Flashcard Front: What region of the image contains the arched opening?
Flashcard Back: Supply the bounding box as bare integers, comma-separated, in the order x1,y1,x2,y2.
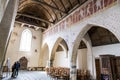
19,56,28,70
72,25,120,79
88,26,119,80
50,37,69,67
87,26,119,47
40,43,49,67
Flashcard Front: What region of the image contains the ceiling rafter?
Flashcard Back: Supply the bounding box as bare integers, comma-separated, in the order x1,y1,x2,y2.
51,0,63,18
81,0,88,4
68,4,79,13
60,0,67,12
68,0,73,8
68,0,88,13
38,3,54,22
15,20,47,30
107,29,113,42
19,2,55,23
18,0,89,30
77,0,80,4
32,0,67,14
54,0,88,24
17,12,54,24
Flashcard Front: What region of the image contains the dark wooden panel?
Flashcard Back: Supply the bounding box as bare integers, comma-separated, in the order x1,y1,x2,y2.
95,58,101,80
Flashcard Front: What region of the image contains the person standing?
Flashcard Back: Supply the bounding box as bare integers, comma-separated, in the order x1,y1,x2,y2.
15,61,20,76
11,61,20,78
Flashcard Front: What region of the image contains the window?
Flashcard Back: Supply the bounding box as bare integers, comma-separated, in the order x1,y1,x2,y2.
19,29,32,51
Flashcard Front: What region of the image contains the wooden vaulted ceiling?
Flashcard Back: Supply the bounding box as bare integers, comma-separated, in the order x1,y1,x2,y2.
16,0,87,31
79,27,119,49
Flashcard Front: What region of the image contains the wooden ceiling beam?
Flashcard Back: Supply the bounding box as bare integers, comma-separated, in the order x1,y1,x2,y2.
60,0,67,12
55,0,88,24
38,4,54,22
51,0,59,21
15,20,47,30
68,0,88,14
51,0,62,18
32,0,67,14
77,0,80,4
68,4,79,13
17,13,54,24
68,0,73,8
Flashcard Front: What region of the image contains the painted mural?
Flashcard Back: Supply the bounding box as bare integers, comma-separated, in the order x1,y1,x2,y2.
43,0,117,37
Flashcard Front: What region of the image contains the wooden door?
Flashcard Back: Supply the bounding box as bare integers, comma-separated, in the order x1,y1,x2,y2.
115,57,120,79
95,58,101,80
19,56,28,70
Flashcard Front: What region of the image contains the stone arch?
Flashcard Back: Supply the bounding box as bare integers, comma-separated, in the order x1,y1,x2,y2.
59,39,69,58
70,24,120,79
71,24,120,65
40,43,49,67
50,37,69,66
19,56,28,70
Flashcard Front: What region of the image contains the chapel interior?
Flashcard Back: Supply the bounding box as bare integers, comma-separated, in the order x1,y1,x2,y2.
0,0,120,80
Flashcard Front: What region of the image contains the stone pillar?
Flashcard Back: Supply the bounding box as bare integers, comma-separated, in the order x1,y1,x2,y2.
0,0,19,77
70,64,77,80
0,0,9,23
47,60,54,67
49,60,54,67
69,41,78,80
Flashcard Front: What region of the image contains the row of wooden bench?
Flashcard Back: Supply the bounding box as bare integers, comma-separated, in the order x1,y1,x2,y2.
45,67,91,80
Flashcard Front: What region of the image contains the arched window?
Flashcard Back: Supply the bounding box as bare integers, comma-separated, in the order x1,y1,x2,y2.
19,29,32,51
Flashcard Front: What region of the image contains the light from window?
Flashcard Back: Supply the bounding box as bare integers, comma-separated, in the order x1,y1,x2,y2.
19,29,32,51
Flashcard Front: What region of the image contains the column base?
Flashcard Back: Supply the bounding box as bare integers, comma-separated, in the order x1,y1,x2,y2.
0,70,5,79
0,74,5,79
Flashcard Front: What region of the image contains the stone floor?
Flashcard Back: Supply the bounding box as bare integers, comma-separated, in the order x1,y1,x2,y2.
2,71,51,80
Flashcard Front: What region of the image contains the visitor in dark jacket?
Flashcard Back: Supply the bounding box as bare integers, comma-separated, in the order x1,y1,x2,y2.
11,61,20,78
15,61,20,76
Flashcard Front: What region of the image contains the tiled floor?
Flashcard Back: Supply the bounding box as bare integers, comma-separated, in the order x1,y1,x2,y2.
2,71,51,80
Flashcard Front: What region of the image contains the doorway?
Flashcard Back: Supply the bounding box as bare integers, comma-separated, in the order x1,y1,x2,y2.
95,58,101,80
19,56,28,70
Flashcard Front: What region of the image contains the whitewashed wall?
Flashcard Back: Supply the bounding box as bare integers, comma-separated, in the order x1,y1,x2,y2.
42,48,49,67
4,22,42,68
93,43,120,57
53,51,69,67
77,49,87,69
76,43,120,68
